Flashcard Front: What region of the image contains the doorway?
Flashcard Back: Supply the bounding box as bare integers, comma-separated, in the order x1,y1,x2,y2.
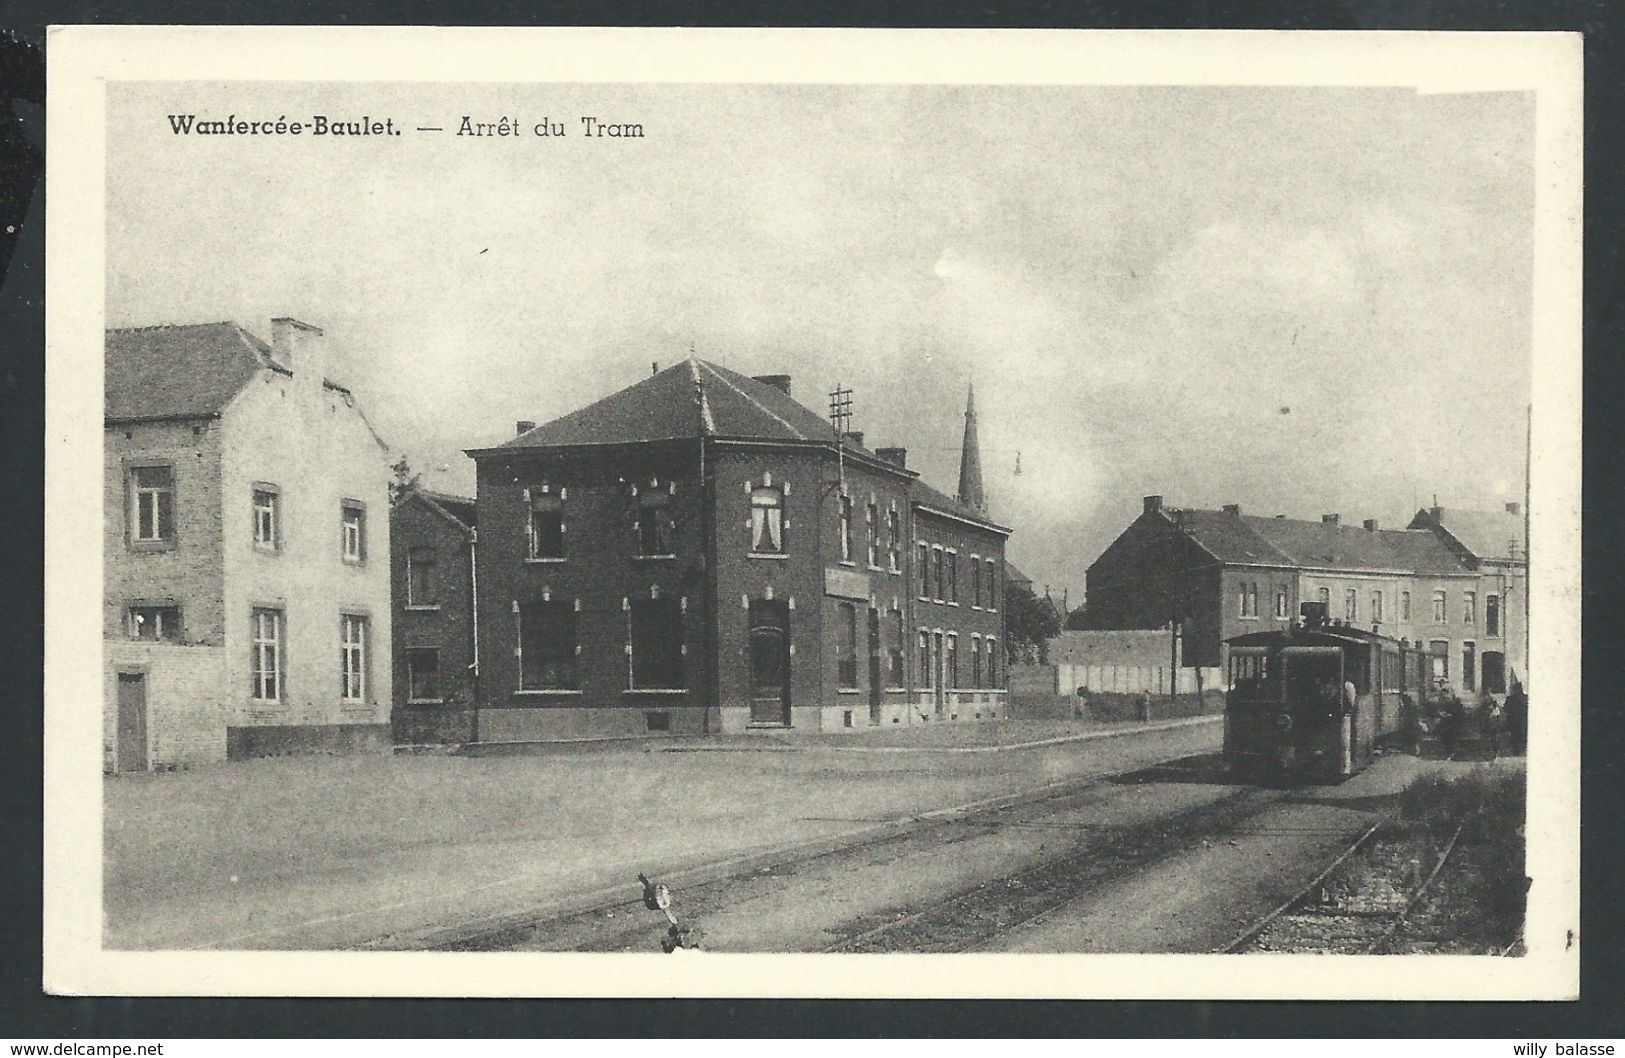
116,671,148,772
748,599,791,725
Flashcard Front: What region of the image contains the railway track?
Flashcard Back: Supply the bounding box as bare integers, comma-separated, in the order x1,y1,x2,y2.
365,752,1239,953
1219,814,1477,955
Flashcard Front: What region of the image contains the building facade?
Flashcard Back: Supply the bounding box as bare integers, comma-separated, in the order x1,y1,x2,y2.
464,360,1010,741
390,489,478,745
104,319,393,770
1084,496,1504,698
1407,504,1528,696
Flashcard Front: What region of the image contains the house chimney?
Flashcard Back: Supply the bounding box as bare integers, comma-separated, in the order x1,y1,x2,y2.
752,374,792,397
1222,503,1241,516
843,430,864,449
1322,513,1340,525
1275,514,1286,519
1363,518,1379,532
1505,501,1520,515
516,420,536,436
1143,495,1163,515
270,317,325,384
876,446,908,468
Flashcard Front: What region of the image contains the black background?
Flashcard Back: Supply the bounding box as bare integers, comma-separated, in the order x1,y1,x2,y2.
1,0,1619,1039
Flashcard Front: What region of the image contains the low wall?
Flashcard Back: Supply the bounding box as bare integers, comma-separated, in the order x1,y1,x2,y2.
1008,689,1225,723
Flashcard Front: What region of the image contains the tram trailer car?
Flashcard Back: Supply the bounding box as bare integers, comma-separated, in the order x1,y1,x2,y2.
1223,602,1428,783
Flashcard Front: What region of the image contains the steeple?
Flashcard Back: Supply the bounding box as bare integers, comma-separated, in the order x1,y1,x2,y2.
957,382,986,513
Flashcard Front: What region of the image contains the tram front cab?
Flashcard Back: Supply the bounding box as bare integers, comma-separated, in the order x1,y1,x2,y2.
1224,641,1355,783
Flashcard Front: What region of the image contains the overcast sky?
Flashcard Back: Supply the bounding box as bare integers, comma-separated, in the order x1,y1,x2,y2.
106,82,1534,602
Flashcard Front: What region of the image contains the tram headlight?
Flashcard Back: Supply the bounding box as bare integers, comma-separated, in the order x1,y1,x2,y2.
1274,713,1293,733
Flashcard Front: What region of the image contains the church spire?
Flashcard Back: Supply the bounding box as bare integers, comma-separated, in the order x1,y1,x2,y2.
957,382,986,513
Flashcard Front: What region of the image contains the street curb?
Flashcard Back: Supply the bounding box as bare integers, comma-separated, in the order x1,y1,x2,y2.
822,714,1222,754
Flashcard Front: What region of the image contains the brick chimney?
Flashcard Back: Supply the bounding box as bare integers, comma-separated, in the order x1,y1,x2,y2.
752,374,792,397
1222,503,1241,516
516,420,536,436
1144,495,1163,515
271,317,326,386
876,446,907,468
1322,513,1340,525
1363,518,1379,532
843,430,864,449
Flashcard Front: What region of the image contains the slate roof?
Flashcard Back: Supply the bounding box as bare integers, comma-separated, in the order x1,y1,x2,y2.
1164,506,1468,576
1409,507,1526,562
106,320,353,422
105,322,270,421
415,489,477,532
492,357,1009,533
497,359,835,449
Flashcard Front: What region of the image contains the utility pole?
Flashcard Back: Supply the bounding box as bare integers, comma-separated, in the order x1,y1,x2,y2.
828,383,853,492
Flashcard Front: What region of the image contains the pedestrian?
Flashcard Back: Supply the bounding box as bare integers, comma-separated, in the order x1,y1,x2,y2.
1137,690,1152,723
1075,686,1091,721
1504,680,1529,753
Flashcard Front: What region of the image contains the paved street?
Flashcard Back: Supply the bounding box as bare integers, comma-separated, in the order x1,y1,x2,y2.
104,718,1222,950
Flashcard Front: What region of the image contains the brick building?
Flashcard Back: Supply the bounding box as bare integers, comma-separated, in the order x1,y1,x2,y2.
390,488,478,745
463,360,1010,740
1407,504,1528,696
104,319,393,770
1083,496,1508,697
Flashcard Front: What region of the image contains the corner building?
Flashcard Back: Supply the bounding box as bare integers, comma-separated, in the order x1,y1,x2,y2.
465,360,1010,740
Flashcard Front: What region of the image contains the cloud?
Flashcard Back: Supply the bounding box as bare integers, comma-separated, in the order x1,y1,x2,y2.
1155,220,1363,311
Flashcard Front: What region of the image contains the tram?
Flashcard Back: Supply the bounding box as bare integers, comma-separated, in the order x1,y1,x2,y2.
1223,602,1429,783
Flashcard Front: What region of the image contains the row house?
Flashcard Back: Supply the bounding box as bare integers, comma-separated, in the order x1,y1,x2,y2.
1084,496,1518,698
104,319,393,770
453,359,1010,741
390,488,478,745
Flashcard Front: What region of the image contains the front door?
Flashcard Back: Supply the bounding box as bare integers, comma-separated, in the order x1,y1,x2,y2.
748,600,791,725
867,608,882,724
116,672,148,772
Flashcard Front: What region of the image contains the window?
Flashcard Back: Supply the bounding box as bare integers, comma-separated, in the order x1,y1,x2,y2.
1463,591,1477,625
406,547,437,606
919,630,932,687
527,491,564,560
1462,642,1476,691
867,502,880,567
1318,587,1330,608
971,635,983,687
1433,590,1448,623
251,608,282,701
1273,588,1288,619
1239,582,1258,618
341,501,366,563
630,598,684,689
253,487,280,549
128,604,181,641
986,636,997,687
888,609,905,685
1371,590,1383,624
341,614,368,702
946,634,958,689
917,541,931,599
887,510,900,572
986,560,999,610
750,486,785,554
405,648,440,701
949,552,959,604
129,464,175,544
837,603,858,688
1401,591,1412,622
1486,594,1501,637
933,549,945,601
972,561,982,608
519,600,578,690
1429,639,1450,680
839,495,854,562
1341,588,1357,623
639,490,674,556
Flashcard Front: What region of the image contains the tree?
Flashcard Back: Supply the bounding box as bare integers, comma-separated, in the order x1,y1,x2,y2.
1005,582,1062,665
389,455,422,505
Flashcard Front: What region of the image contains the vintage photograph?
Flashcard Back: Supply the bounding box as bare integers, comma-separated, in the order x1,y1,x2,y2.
46,28,1581,998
